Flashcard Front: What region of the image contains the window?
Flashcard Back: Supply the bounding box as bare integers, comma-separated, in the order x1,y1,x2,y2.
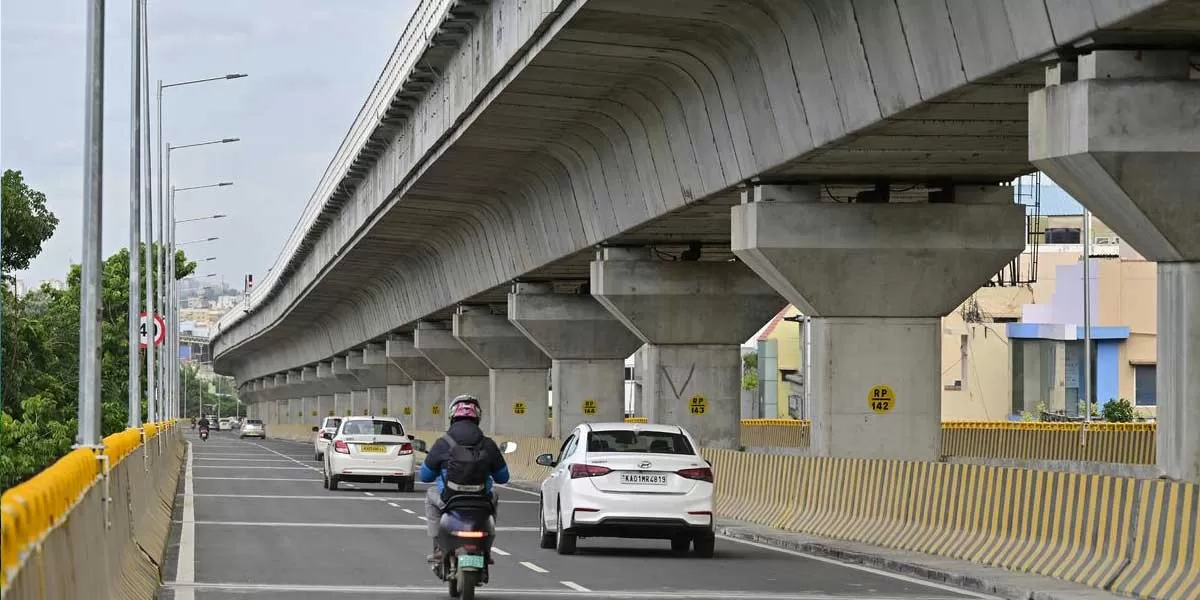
556,434,577,464
586,430,696,455
341,419,404,436
1135,365,1156,406
245,419,263,425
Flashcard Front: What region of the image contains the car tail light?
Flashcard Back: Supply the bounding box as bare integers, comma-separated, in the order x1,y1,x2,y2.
569,464,612,479
333,440,350,454
677,467,713,483
398,442,413,455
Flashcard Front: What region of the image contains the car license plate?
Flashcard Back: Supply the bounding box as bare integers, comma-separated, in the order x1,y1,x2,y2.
359,444,387,453
458,554,485,569
621,473,668,486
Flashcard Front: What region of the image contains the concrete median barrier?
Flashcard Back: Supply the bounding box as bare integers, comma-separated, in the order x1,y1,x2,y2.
941,421,1157,465
1,421,184,600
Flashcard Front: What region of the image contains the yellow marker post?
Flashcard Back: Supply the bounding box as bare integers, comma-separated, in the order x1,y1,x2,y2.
513,401,527,415
403,406,413,416
582,399,598,416
688,395,708,416
868,385,896,414
432,404,441,416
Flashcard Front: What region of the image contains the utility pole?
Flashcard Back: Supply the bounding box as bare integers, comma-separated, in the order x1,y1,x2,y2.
77,0,106,447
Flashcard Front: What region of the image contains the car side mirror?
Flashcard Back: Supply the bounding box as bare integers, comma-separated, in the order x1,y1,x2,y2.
321,431,333,440
500,441,518,454
311,426,319,432
535,453,556,467
407,434,416,441
412,439,428,453
705,459,713,467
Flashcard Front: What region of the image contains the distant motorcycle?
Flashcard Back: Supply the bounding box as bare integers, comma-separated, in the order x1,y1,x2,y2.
199,428,209,441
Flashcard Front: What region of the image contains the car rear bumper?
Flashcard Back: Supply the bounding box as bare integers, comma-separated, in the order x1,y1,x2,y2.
566,516,712,539
562,481,714,538
329,456,416,479
240,431,265,437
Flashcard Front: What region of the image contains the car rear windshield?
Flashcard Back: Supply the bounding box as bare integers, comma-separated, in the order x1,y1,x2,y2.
324,418,342,428
586,430,695,455
340,420,404,436
245,420,263,425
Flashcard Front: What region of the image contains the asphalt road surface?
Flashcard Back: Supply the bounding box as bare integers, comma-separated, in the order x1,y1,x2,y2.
158,432,994,600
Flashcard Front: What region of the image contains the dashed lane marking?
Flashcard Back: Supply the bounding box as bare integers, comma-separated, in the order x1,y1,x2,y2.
492,547,511,556
521,561,549,574
562,581,591,592
402,508,416,514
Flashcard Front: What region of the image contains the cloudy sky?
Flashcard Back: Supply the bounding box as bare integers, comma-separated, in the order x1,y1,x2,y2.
2,0,417,290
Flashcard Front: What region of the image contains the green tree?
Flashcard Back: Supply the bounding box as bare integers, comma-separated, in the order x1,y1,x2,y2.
1,170,59,277
741,350,759,391
1102,398,1136,423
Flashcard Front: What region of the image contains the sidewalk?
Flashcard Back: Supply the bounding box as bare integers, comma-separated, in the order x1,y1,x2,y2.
502,480,1126,600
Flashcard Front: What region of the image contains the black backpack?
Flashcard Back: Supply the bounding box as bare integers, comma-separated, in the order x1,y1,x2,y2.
440,435,490,498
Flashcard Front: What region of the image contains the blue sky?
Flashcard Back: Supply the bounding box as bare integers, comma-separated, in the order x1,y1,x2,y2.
2,0,416,289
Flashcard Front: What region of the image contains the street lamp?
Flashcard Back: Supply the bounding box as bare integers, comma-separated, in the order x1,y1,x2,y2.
151,72,246,422
179,236,220,246
165,175,234,422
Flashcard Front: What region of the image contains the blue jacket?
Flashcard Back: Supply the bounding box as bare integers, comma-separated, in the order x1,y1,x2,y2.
418,420,510,494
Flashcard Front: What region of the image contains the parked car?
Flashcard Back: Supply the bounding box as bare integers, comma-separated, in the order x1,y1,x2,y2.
239,419,266,439
322,416,417,492
534,422,715,557
312,416,343,461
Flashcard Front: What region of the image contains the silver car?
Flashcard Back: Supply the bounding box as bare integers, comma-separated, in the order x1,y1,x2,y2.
239,419,266,439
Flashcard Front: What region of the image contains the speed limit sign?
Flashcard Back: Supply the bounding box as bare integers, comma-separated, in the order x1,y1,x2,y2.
139,312,166,348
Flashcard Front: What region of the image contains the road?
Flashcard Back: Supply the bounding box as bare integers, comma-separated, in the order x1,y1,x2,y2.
158,432,993,600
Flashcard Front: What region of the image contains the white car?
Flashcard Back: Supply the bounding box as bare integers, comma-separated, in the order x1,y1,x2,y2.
312,416,343,461
322,416,417,492
534,423,715,557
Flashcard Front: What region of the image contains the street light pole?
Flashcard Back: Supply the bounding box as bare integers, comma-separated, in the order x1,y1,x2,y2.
77,0,106,447
127,0,143,428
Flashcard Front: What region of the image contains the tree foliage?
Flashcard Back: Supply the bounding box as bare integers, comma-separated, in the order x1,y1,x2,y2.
1102,398,1136,423
2,170,59,276
1,173,198,490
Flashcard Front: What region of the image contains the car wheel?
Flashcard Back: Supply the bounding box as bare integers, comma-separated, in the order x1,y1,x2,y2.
322,468,330,490
670,537,691,554
538,498,555,549
329,473,340,491
398,477,415,493
693,533,715,558
555,506,576,555
314,452,322,462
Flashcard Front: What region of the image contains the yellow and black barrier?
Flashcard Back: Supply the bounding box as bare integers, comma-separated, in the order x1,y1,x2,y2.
622,418,1158,464
1,420,185,599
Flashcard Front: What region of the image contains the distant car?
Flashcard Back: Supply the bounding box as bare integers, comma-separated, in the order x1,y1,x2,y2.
239,419,266,439
218,418,233,431
323,416,416,492
534,423,715,557
312,416,343,461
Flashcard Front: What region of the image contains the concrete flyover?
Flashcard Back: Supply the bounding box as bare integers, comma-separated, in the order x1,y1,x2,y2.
211,0,1200,479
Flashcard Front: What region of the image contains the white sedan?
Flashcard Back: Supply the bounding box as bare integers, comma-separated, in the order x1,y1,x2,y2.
311,416,343,461
534,422,715,557
322,416,417,492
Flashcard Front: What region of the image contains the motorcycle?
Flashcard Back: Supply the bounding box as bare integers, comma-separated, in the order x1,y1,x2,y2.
429,440,517,600
199,428,209,441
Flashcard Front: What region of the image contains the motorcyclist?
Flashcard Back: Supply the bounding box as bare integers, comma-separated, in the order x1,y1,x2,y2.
197,417,211,434
419,395,509,563
190,417,197,429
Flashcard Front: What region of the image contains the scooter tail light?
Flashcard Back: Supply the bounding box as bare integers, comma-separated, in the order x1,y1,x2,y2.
569,464,612,479
451,530,487,538
333,440,350,454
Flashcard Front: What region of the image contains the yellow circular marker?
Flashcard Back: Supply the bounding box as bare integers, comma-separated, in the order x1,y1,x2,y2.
327,410,335,416
513,401,527,415
403,406,413,416
688,395,708,416
581,399,598,416
868,385,896,414
432,404,441,416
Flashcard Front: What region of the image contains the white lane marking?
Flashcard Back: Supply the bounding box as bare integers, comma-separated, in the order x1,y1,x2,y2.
191,477,321,482
175,520,537,531
192,458,296,463
179,493,411,500
245,441,324,473
491,547,510,556
561,581,590,592
417,516,429,521
191,465,315,470
520,561,548,574
402,508,415,514
498,484,540,497
164,581,941,598
388,502,401,508
365,492,374,496
718,536,1002,600
175,442,196,600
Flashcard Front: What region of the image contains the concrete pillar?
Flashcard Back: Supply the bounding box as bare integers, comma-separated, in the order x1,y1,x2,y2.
387,384,411,424
591,249,785,449
508,283,645,438
453,306,551,437
334,393,351,417
368,388,387,417
414,321,490,424
351,389,369,416
732,184,1024,460
317,395,335,418
290,398,303,424
386,335,446,432
1029,50,1200,482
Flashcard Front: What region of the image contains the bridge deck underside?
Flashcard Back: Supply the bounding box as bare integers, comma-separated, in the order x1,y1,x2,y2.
216,0,1199,381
